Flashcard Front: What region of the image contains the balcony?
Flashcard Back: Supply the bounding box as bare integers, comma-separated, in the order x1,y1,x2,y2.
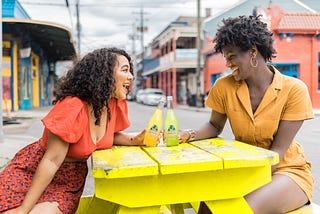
143,48,200,75
175,48,197,59
142,58,160,76
144,58,160,71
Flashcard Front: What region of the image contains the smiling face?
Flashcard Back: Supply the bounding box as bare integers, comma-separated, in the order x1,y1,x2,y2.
113,55,134,99
222,46,254,81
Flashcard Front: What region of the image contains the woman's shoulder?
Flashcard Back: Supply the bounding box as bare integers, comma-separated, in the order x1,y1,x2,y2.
42,96,88,143
272,66,307,90
281,74,308,91
58,96,86,106
44,96,87,121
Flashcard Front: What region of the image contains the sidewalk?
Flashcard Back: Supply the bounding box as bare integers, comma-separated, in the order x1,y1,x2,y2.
314,108,320,116
1,106,51,170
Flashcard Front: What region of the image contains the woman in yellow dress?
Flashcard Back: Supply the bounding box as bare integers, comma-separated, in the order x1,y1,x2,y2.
180,15,314,213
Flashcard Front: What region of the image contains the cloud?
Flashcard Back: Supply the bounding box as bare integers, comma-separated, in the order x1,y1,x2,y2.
20,0,241,55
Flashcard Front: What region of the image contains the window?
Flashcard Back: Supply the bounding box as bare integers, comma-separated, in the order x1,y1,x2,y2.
211,73,222,86
272,63,299,78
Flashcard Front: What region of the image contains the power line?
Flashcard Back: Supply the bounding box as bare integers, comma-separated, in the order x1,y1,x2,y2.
20,1,228,9
19,2,66,6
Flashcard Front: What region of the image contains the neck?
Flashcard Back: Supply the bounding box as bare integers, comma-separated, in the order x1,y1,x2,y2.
246,64,273,90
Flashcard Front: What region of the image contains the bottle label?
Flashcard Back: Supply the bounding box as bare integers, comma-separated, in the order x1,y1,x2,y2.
166,124,177,135
148,124,158,136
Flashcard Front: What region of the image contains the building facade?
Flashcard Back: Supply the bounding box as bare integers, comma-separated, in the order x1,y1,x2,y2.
142,17,204,106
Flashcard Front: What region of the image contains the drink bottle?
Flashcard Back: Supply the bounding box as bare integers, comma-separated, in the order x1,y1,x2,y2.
164,96,179,147
143,97,165,146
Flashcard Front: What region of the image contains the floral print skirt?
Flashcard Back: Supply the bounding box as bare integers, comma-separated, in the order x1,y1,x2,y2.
0,140,88,213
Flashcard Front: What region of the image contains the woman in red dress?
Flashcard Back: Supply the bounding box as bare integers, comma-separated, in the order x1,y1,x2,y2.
0,47,147,214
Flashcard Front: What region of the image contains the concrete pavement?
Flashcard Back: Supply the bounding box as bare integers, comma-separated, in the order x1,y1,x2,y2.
1,106,51,171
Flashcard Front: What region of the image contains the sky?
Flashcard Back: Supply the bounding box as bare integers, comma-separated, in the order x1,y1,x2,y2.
19,0,242,56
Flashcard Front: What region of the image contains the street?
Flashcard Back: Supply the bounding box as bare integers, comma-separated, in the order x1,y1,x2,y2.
3,101,320,205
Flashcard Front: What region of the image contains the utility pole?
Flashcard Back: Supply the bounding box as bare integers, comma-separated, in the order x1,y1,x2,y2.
139,7,145,75
134,8,148,89
0,1,3,142
196,0,202,107
129,22,138,94
76,0,81,56
65,0,74,37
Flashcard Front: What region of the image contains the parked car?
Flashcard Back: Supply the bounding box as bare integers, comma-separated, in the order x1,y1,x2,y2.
135,89,145,103
140,88,165,106
126,93,135,101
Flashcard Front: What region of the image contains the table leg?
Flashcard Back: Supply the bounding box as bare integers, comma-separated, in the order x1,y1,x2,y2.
75,195,119,214
116,205,161,214
169,204,185,214
205,197,253,214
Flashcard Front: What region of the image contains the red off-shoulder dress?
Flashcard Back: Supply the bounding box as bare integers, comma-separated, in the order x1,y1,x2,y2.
0,97,130,213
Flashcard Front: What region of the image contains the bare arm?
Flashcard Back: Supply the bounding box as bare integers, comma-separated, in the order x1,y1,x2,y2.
17,132,69,213
270,120,303,172
113,129,146,146
180,110,227,143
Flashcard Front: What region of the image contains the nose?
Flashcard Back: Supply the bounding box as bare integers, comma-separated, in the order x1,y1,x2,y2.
127,73,135,81
225,59,232,68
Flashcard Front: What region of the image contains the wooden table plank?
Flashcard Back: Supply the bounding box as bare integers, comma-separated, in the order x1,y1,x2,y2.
92,146,158,178
142,143,223,174
190,138,279,169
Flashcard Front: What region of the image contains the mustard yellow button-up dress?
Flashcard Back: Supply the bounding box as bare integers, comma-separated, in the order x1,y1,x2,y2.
205,66,314,200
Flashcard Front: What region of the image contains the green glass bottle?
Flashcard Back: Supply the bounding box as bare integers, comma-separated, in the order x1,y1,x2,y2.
165,96,179,147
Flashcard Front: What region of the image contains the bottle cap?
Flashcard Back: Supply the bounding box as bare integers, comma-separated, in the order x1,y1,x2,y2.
159,96,166,103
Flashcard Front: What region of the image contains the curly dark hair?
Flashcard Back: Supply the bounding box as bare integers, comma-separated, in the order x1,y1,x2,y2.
214,15,276,61
53,47,133,125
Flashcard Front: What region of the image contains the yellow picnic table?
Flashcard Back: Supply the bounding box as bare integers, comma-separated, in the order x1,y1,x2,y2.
76,137,279,214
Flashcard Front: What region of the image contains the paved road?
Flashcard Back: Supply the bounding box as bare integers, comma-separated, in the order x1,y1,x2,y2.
2,101,320,205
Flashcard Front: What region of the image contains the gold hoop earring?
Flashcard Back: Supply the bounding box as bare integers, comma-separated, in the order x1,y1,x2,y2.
250,56,258,68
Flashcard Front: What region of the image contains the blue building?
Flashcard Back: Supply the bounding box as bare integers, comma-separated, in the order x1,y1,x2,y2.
2,0,76,110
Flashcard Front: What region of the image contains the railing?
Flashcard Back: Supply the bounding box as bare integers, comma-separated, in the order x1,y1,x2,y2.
144,58,160,71
175,48,197,59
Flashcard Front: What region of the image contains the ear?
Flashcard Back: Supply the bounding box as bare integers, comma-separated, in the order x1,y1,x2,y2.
250,46,258,57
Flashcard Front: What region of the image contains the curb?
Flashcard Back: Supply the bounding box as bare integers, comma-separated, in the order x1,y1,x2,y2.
176,105,211,113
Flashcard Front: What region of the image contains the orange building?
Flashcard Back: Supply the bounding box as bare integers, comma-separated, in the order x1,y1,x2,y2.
203,5,320,108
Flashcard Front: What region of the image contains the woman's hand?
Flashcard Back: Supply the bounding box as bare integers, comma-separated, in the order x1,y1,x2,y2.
178,130,191,144
135,129,164,147
131,129,147,146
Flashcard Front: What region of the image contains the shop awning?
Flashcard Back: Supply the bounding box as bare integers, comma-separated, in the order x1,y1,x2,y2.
2,18,76,61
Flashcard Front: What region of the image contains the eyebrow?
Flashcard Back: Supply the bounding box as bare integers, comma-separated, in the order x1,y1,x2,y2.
121,65,129,69
223,52,234,58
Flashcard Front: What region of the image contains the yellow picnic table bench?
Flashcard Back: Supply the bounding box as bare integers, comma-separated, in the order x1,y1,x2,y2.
76,137,279,213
